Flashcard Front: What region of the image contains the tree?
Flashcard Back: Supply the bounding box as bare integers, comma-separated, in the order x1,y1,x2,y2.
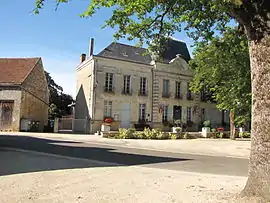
45,71,74,119
190,27,251,139
35,0,270,200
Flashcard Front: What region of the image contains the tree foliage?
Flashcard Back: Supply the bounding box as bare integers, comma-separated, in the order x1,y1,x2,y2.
45,71,74,118
35,0,269,48
190,27,251,126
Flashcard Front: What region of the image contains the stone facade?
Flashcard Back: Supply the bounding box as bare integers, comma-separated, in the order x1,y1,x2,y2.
76,54,229,134
20,59,49,131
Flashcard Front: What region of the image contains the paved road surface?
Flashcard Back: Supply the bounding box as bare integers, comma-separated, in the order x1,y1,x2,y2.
0,135,248,176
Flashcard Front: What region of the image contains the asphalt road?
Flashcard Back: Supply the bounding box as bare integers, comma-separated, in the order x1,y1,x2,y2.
0,135,248,177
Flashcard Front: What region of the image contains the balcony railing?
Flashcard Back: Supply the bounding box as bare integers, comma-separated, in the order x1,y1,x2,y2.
162,92,171,98
104,86,115,94
187,93,193,100
175,93,183,99
138,90,148,96
122,89,132,96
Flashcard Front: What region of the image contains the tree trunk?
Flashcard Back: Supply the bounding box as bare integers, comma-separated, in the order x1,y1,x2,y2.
229,111,236,139
241,34,270,201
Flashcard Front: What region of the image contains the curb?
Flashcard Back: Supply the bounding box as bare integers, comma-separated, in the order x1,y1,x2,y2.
2,147,122,167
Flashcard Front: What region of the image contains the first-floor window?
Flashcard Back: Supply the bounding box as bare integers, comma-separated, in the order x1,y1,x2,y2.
162,105,169,123
104,100,112,117
187,107,192,122
139,104,146,121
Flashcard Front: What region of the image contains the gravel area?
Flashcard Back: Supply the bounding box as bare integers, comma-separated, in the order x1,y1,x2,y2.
0,149,260,203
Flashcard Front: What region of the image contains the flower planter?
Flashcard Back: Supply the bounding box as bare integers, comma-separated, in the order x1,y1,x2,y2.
202,127,210,138
101,124,110,132
239,127,245,132
172,127,182,134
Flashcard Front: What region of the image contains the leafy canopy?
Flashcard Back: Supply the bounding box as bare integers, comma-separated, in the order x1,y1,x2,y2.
34,0,246,49
190,27,251,125
45,71,74,118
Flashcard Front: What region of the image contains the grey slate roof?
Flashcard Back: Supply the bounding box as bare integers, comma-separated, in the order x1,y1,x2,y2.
97,38,191,64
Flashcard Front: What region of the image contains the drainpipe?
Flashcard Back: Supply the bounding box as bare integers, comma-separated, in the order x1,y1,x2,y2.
151,67,154,127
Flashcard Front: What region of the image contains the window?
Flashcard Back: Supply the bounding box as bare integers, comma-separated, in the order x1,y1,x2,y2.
201,108,205,121
187,82,192,100
123,75,131,94
175,82,182,99
187,107,192,122
162,79,170,97
105,73,114,92
139,77,147,96
104,100,112,117
162,105,169,123
139,104,146,121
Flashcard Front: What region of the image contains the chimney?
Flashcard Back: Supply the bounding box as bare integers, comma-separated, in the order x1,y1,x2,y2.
80,53,86,63
89,38,94,57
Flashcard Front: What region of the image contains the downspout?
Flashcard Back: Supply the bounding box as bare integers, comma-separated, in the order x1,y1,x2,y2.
151,61,156,128
151,67,154,127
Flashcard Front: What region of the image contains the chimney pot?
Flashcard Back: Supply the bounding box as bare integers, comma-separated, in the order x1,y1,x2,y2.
80,53,86,63
90,38,94,56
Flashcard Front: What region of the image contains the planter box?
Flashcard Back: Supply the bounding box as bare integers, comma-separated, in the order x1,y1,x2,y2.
101,124,110,132
202,127,210,137
172,127,182,134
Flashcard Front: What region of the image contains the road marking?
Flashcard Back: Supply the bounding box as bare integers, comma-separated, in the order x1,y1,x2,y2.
2,147,123,167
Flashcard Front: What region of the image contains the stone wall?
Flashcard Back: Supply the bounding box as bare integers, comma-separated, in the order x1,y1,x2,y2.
20,59,49,131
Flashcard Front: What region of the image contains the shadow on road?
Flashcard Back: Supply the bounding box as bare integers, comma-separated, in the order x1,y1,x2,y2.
0,135,192,176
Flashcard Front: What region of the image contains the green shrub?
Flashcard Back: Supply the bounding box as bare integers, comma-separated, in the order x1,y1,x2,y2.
143,128,152,139
157,131,168,139
175,127,182,133
118,128,136,139
183,133,194,139
239,132,251,138
169,132,184,140
170,133,178,140
217,132,224,138
152,128,163,139
211,128,217,132
203,120,211,127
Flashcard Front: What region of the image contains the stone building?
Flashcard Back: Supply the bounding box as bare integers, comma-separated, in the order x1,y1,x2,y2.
0,57,49,131
75,38,229,133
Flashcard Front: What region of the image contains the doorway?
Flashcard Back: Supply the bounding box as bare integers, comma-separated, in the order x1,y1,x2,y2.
120,103,131,128
173,105,182,120
0,101,14,130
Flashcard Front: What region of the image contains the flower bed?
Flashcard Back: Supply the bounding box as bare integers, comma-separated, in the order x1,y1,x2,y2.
102,128,196,140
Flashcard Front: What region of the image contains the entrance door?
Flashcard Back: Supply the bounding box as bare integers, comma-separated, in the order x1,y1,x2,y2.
120,103,131,128
0,101,14,130
173,105,182,120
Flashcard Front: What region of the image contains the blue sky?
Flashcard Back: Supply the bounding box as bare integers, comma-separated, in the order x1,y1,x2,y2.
0,0,194,97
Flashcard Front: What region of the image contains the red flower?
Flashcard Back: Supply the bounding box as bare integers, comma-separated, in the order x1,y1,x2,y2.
104,117,113,123
217,127,224,131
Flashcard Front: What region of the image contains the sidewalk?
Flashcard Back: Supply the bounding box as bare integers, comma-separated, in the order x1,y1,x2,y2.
0,132,251,159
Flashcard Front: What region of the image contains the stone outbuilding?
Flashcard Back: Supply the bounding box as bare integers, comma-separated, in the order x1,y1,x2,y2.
0,57,49,131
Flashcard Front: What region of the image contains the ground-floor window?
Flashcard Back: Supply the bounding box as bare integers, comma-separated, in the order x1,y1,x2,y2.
139,104,146,122
104,100,112,118
162,105,169,123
